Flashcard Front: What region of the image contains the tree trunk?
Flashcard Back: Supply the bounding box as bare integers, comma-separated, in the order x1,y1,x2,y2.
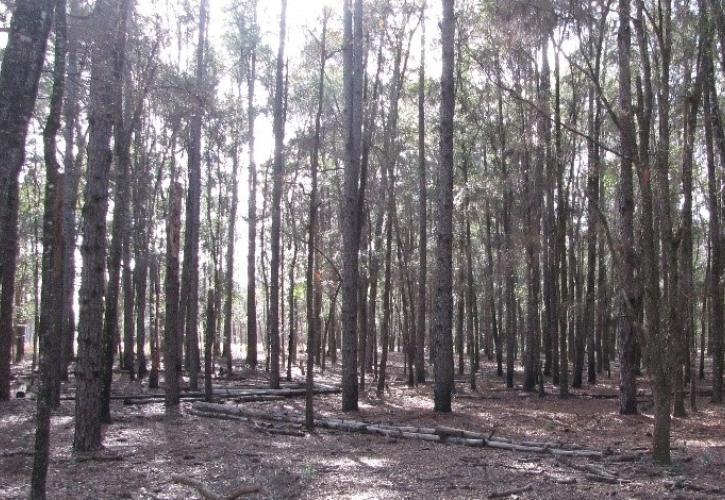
180,0,207,390
377,189,393,395
703,23,725,403
415,2,427,385
679,15,703,412
269,0,287,390
246,2,258,370
434,0,455,413
72,0,118,451
222,137,239,376
164,182,183,408
149,256,160,389
341,0,364,411
615,0,639,416
60,0,84,380
100,0,132,423
31,2,66,495
0,0,54,401
204,289,214,401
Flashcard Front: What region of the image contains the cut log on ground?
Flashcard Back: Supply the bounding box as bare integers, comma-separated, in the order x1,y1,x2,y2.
191,402,609,459
49,384,341,403
121,386,339,405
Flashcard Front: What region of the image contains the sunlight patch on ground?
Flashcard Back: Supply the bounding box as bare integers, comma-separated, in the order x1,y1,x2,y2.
316,456,387,470
322,489,401,500
357,456,387,468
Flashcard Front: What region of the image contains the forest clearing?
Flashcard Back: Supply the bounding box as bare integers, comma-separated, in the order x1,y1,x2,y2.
0,0,725,498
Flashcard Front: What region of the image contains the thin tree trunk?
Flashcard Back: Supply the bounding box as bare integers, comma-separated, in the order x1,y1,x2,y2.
100,0,132,423
31,2,66,495
164,182,183,408
222,137,239,376
415,1,427,385
269,0,287,390
149,256,160,389
305,13,327,430
60,0,84,379
204,289,214,401
180,0,207,390
246,1,258,369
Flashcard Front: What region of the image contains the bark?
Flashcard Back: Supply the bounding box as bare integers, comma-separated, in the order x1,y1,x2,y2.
415,1,427,384
222,137,240,376
246,1,259,369
680,13,704,412
60,0,84,379
286,205,297,382
164,182,183,408
499,86,516,390
205,289,214,401
542,35,557,382
180,0,208,390
341,0,364,411
377,191,393,395
584,78,600,387
362,29,387,380
704,51,724,404
100,0,132,423
615,0,639,416
0,0,55,401
306,11,328,430
133,129,152,381
434,0,455,412
484,202,502,376
73,0,118,451
633,0,669,464
31,1,66,495
523,52,544,393
269,0,287,390
149,256,160,389
122,203,134,380
556,48,570,398
703,13,725,403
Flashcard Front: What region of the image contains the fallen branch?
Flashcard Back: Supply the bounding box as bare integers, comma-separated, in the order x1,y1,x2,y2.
584,473,630,485
122,386,340,405
171,475,260,500
488,483,533,498
664,480,725,495
0,448,33,458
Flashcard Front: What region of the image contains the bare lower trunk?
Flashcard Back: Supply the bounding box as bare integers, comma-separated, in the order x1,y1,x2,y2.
434,0,455,413
164,183,182,408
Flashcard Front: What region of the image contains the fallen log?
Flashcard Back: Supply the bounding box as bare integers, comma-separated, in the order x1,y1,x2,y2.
123,386,340,405
191,402,608,459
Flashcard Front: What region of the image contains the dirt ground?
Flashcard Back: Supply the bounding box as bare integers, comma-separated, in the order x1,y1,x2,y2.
1,353,724,499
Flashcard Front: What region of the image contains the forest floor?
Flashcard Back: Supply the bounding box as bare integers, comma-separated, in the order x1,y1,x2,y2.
1,353,724,499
